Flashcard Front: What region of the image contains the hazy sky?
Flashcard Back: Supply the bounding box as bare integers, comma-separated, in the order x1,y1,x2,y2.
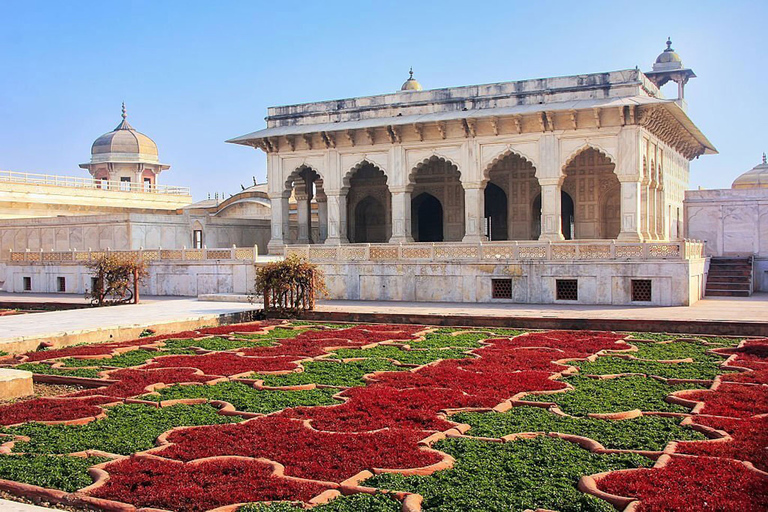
1,1,765,200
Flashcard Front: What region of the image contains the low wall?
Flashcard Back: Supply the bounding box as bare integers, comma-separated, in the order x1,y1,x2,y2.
318,259,704,306
1,258,261,297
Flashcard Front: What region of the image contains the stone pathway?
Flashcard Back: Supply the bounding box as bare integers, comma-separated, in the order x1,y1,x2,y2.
0,294,259,353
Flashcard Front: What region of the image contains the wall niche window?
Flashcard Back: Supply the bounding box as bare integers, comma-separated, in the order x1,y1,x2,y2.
193,230,203,249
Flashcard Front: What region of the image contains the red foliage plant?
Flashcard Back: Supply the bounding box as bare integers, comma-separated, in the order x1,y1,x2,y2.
597,455,768,512
155,416,439,482
69,368,215,399
141,353,301,376
678,383,768,418
493,330,630,358
0,396,112,426
282,384,497,432
677,416,768,472
89,456,330,512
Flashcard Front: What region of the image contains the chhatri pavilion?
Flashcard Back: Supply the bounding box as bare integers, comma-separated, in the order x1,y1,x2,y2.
228,40,715,306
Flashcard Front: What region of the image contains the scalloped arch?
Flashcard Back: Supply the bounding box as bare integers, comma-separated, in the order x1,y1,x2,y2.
408,154,462,187
284,164,323,191
562,144,616,171
483,147,537,180
342,159,388,190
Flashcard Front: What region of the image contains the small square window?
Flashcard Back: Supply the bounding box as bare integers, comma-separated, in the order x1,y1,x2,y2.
556,279,578,301
23,276,31,291
492,279,512,299
57,276,66,293
632,279,652,302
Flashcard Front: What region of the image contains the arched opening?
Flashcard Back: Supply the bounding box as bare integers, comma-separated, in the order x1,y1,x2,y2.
285,166,323,244
409,156,464,242
484,183,507,241
562,147,620,239
346,162,391,243
532,192,574,240
412,193,443,242
484,152,539,240
354,196,387,243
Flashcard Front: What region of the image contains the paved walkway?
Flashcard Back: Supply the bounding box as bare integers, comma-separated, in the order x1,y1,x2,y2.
0,500,63,511
313,294,768,324
0,294,259,353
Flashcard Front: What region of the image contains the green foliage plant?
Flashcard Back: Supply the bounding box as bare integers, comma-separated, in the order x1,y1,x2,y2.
257,359,398,387
330,346,473,365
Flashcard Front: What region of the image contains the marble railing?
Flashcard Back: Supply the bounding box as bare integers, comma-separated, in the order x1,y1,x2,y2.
285,240,705,262
7,246,259,263
0,170,191,196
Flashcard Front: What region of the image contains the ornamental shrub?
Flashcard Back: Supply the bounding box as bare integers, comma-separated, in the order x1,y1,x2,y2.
86,253,148,306
255,255,326,314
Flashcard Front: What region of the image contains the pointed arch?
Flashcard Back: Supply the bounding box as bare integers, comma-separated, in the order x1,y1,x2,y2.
483,147,537,182
346,160,391,243
563,146,620,239
408,154,462,188
409,155,464,242
562,143,616,171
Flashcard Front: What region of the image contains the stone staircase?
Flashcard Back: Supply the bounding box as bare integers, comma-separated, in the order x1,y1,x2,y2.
705,257,754,297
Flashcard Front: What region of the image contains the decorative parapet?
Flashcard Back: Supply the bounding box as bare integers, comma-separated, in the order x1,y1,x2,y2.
0,170,190,196
6,246,259,264
285,240,706,263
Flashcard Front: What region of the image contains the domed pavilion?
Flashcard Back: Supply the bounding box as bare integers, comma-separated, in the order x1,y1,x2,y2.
79,103,170,191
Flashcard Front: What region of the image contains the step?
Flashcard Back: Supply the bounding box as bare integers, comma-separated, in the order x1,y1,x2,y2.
707,269,753,275
706,280,752,288
705,290,752,297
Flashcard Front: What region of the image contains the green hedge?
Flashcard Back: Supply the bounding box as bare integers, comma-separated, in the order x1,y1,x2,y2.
60,348,194,368
6,403,237,456
407,330,492,349
257,359,398,387
575,356,727,380
525,375,704,416
451,405,705,451
146,381,339,414
330,346,473,365
162,337,272,352
365,436,650,512
627,340,729,363
0,454,108,492
15,363,102,379
240,493,401,511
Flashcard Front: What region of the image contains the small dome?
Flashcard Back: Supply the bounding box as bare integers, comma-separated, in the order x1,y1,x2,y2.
400,68,423,91
90,104,159,162
732,154,768,189
653,38,684,71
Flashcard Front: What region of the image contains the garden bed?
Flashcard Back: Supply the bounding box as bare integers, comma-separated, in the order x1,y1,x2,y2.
0,322,763,511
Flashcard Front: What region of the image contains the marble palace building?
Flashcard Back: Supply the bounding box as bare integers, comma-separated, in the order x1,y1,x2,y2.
228,41,717,305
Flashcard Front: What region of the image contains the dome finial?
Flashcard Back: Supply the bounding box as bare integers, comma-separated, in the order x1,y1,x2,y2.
665,37,673,51
763,152,766,165
121,102,127,120
409,67,414,79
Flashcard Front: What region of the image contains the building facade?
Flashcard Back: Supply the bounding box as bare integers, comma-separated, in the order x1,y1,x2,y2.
229,44,714,305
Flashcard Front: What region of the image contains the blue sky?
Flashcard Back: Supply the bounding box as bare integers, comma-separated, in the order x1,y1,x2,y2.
1,1,765,200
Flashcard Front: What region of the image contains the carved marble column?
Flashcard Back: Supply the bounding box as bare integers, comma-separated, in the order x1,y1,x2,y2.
267,192,291,255
649,179,659,240
324,190,349,245
462,182,487,242
616,177,643,242
295,192,312,244
316,191,328,243
538,178,564,241
389,187,413,243
640,176,652,241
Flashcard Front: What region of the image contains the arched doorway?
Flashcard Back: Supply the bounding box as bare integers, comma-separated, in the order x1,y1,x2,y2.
346,162,391,243
485,152,539,240
484,183,508,241
412,193,443,242
532,191,574,240
285,165,323,244
354,196,387,243
562,147,620,239
409,156,464,241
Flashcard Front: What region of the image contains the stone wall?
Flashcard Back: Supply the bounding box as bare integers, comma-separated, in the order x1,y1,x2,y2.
685,188,768,292
0,213,271,257
317,259,704,306
1,260,258,297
